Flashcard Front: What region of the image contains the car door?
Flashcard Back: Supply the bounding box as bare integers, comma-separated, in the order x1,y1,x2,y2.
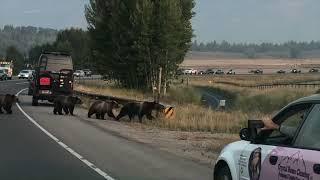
275,104,320,180
239,103,313,180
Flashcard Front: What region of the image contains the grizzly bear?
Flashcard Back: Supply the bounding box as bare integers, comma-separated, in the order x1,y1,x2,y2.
116,101,165,122
88,100,119,120
0,94,19,114
53,95,82,115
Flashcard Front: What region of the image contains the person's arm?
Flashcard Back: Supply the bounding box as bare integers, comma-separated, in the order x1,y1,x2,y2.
279,126,296,138
262,117,296,137
262,117,279,130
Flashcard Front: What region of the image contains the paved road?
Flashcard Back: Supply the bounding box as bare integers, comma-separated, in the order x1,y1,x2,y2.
0,80,105,180
0,80,212,180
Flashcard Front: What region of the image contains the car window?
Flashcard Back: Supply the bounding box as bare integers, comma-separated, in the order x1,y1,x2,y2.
21,70,29,73
262,103,312,146
294,104,320,150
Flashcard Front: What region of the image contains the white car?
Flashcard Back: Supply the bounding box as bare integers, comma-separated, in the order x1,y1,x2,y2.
18,70,33,79
214,94,320,180
183,68,197,75
73,70,85,77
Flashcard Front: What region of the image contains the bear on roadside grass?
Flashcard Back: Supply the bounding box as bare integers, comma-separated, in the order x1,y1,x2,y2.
116,101,165,122
0,94,19,114
53,95,82,116
88,100,120,120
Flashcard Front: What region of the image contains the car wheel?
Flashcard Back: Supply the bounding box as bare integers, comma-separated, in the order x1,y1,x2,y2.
32,97,39,106
215,165,232,180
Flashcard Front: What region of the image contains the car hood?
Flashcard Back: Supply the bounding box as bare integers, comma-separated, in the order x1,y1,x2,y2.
220,140,250,154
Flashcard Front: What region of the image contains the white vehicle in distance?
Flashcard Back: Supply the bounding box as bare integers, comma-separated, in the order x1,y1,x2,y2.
18,70,33,79
213,94,320,180
73,70,85,77
183,68,197,75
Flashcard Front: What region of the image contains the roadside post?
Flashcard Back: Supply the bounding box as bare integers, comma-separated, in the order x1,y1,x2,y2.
219,100,226,111
156,67,162,117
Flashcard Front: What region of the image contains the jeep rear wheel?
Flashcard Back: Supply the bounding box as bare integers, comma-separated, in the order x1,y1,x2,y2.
32,97,38,106
215,165,232,180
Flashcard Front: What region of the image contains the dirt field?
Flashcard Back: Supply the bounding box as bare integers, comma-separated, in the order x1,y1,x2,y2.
181,58,320,74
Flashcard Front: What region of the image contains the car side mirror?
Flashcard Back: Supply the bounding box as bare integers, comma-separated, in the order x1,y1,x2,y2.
248,120,264,143
239,120,264,142
239,128,250,141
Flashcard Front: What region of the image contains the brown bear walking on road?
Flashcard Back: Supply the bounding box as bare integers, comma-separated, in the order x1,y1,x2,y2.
0,94,19,114
53,95,82,115
88,100,119,120
116,101,165,123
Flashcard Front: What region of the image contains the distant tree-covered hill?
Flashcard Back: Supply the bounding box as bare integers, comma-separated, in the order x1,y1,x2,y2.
0,25,58,58
191,40,320,59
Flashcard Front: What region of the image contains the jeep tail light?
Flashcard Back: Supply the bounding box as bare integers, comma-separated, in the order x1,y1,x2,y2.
40,77,51,86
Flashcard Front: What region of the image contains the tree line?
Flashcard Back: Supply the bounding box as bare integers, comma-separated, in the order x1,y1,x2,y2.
0,25,57,57
191,40,320,58
28,28,91,70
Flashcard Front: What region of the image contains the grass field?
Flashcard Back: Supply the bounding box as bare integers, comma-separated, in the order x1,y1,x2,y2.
75,73,320,134
187,73,320,86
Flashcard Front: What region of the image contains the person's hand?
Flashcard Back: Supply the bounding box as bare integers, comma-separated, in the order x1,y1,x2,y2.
261,116,279,130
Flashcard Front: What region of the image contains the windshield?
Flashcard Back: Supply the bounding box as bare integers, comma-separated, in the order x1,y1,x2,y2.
1,0,319,180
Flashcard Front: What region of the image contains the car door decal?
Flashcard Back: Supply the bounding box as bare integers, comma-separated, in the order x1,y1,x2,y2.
249,147,262,180
260,147,315,180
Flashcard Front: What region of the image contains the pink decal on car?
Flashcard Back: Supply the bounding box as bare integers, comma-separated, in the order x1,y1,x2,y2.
260,147,319,180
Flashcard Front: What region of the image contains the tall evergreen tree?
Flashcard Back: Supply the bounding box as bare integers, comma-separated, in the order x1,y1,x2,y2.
85,0,195,90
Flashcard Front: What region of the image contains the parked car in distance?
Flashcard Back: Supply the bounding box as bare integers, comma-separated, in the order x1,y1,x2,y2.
277,69,286,74
309,68,319,73
214,94,320,180
215,69,225,75
183,68,197,75
73,70,85,77
291,68,301,73
0,69,7,81
226,69,235,75
18,70,33,79
249,69,263,74
83,69,92,77
205,69,215,75
176,68,184,76
198,70,205,75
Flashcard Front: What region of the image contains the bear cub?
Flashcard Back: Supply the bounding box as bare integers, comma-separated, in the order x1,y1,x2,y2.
88,100,119,120
116,101,165,122
0,94,19,114
53,95,82,115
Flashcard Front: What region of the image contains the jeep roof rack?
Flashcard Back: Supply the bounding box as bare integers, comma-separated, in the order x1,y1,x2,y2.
42,51,71,56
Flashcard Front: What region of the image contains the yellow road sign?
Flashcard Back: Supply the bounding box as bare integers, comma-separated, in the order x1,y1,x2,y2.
164,107,175,119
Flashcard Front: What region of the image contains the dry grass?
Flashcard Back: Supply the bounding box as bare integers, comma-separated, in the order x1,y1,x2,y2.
75,83,153,101
75,74,319,134
152,105,249,133
188,73,320,86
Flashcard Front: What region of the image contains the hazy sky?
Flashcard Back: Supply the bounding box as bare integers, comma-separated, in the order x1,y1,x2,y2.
1,0,320,43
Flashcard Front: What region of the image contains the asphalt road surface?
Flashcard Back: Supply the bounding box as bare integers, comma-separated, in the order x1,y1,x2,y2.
0,79,212,180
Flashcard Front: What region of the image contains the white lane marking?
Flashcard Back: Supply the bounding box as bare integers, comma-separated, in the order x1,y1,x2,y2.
15,82,29,85
16,88,115,180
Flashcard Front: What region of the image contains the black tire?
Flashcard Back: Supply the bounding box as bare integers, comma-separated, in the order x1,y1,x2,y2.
32,97,38,106
215,165,232,180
